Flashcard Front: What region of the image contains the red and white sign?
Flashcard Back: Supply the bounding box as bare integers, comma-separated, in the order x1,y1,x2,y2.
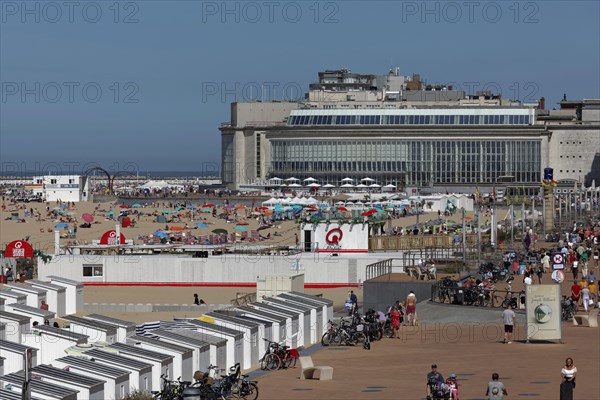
100,230,126,245
4,240,34,258
325,228,343,245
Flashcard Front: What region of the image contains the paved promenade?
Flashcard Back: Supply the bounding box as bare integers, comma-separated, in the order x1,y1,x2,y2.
255,305,599,399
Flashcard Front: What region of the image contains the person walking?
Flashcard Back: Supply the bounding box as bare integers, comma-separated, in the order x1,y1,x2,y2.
560,357,577,400
406,291,417,326
486,372,508,399
390,306,401,339
501,304,516,344
349,290,358,316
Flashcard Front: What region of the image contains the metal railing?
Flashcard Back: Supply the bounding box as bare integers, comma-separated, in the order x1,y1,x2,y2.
365,259,394,281
431,282,524,309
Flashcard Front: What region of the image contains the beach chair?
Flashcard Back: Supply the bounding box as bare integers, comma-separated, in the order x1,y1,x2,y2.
251,230,260,242
299,356,333,380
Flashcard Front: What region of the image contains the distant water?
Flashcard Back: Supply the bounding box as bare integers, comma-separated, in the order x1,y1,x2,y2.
0,171,219,179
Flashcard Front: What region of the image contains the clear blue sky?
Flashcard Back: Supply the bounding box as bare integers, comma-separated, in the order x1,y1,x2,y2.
1,0,599,174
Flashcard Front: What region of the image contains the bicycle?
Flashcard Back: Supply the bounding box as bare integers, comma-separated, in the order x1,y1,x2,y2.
260,338,299,370
152,374,191,400
216,363,259,400
493,291,518,309
321,320,342,346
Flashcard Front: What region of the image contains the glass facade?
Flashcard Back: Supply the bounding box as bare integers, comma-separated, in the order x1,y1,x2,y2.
288,113,531,126
270,139,541,187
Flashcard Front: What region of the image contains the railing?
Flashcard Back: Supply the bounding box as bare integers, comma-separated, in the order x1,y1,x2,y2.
231,292,257,306
365,259,394,281
369,234,491,251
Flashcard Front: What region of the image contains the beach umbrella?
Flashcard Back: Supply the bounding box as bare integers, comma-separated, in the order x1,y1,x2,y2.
176,206,184,211
54,223,69,228
258,206,269,211
162,210,173,214
341,184,354,188
212,228,228,234
304,177,317,182
307,183,321,188
202,203,215,208
337,207,348,211
187,205,197,210
236,221,249,226
82,213,94,223
132,203,142,208
234,226,248,231
201,208,212,213
196,222,209,228
369,183,381,188
285,177,300,182
107,211,115,216
335,201,346,205
263,211,274,216
153,231,168,237
322,184,335,188
119,205,129,209
236,205,246,210
288,183,302,188
341,177,354,182
361,177,375,182
170,226,185,231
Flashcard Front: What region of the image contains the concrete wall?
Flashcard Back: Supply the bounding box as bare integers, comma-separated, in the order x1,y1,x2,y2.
548,127,600,184
39,253,389,286
363,280,433,313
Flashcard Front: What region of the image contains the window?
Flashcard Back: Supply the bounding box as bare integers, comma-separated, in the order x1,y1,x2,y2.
83,264,103,277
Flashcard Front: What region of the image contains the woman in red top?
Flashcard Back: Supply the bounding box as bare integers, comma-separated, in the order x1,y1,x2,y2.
390,306,401,339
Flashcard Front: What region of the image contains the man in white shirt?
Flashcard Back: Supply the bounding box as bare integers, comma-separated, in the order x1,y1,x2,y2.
541,253,550,273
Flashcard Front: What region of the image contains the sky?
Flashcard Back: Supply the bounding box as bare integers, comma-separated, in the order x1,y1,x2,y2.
1,0,599,175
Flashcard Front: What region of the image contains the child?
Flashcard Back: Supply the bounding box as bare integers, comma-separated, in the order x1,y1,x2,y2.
446,373,459,400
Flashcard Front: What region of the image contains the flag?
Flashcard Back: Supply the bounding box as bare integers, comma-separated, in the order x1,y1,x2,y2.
493,186,497,199
475,186,479,198
513,188,519,204
506,190,511,206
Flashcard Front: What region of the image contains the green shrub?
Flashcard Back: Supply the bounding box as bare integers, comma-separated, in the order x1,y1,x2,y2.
124,390,154,400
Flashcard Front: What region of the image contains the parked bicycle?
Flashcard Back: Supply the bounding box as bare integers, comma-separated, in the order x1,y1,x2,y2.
152,374,191,400
260,338,299,370
215,363,259,400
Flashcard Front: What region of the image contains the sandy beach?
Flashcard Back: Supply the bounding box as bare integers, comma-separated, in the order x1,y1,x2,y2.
1,197,489,254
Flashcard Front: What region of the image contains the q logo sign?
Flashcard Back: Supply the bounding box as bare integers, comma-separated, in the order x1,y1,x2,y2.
325,228,343,245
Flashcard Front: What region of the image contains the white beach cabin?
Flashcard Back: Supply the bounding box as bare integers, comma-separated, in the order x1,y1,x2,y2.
0,371,79,400
204,312,262,368
47,276,83,315
126,335,194,383
0,339,38,375
0,310,31,343
31,364,104,400
0,288,27,305
151,328,215,373
83,314,136,343
82,348,153,392
108,342,173,392
22,325,88,364
4,283,47,308
4,303,55,326
63,315,117,343
54,355,130,400
28,280,67,317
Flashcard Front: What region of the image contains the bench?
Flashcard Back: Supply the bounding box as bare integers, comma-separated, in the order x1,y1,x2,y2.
299,356,333,381
572,310,598,328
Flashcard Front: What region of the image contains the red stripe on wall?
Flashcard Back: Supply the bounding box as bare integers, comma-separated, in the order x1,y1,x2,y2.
83,282,361,288
314,249,368,253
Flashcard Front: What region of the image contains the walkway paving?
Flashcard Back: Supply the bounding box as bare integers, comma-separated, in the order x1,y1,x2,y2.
255,304,599,399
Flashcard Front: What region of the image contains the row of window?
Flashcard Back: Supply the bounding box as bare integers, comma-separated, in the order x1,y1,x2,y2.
287,114,531,126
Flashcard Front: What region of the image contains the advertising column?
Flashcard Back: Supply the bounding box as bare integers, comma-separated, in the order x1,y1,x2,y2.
525,284,562,343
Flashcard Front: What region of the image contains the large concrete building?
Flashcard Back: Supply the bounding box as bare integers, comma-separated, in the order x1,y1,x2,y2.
220,68,600,192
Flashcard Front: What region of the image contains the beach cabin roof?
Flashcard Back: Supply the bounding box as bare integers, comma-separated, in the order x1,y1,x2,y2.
205,312,261,329
150,329,213,350
8,303,55,318
235,306,286,324
0,339,38,353
33,325,89,343
126,335,194,354
0,388,43,400
32,364,105,388
5,283,47,295
84,314,136,329
55,355,130,379
180,319,244,339
2,372,79,399
47,276,84,288
63,315,117,333
108,342,173,363
0,309,31,323
288,291,334,306
0,289,27,301
82,349,153,371
28,280,66,292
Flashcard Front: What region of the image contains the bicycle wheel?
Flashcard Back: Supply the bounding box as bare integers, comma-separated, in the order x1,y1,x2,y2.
263,353,281,371
352,332,367,345
321,332,333,346
241,382,259,400
284,355,297,369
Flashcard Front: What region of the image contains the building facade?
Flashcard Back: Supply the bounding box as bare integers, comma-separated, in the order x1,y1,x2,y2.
32,175,90,202
220,69,600,191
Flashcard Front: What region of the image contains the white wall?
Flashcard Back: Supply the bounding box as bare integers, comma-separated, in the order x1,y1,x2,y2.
39,253,387,286
301,222,369,253
21,333,85,365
